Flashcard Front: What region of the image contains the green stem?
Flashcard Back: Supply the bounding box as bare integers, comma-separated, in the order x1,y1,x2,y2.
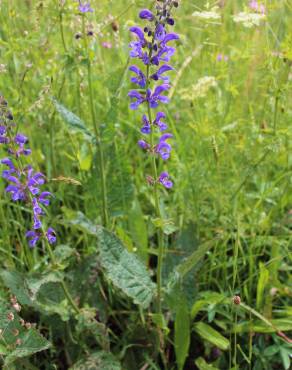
58,0,67,52
82,17,109,227
146,62,164,314
44,238,80,314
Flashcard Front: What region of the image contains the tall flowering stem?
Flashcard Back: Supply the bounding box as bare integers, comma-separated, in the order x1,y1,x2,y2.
128,1,179,312
80,4,109,227
0,95,80,314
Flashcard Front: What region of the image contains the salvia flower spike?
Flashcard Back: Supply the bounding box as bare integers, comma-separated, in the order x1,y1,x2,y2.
0,95,56,248
128,0,179,189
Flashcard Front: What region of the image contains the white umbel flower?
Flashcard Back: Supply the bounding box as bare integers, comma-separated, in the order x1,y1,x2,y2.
192,7,221,21
233,12,266,27
181,76,217,100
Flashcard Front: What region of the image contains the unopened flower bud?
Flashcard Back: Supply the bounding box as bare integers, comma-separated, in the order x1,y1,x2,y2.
233,295,241,305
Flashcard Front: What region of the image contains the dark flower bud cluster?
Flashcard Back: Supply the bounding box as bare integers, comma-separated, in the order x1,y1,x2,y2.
128,0,179,189
0,95,56,247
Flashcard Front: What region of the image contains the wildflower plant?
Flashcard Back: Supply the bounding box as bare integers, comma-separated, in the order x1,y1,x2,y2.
0,94,80,316
0,96,56,248
128,0,179,311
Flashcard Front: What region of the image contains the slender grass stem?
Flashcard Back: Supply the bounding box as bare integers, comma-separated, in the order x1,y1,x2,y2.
82,16,109,227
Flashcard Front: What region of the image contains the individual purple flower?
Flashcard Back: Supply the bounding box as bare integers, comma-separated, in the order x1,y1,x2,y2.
33,215,42,230
155,24,166,41
39,191,52,207
151,64,174,82
46,227,57,245
153,112,167,131
162,33,179,46
78,0,93,13
138,140,150,150
148,84,170,108
130,26,146,45
14,133,28,145
26,231,40,248
1,158,15,178
5,174,26,201
129,65,147,88
156,133,173,160
139,9,154,21
159,172,173,189
0,136,9,144
0,125,6,135
128,90,146,110
151,46,176,65
141,115,151,134
32,197,43,217
27,169,45,195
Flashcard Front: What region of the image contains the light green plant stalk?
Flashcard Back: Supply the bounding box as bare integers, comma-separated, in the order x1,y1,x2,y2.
81,16,109,227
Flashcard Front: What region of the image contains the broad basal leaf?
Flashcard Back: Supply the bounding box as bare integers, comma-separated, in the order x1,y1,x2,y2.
96,226,156,308
70,351,121,370
0,298,50,366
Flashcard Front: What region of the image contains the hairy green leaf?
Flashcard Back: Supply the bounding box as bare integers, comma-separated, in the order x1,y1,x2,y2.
96,226,156,308
53,99,94,142
0,298,50,366
70,351,121,370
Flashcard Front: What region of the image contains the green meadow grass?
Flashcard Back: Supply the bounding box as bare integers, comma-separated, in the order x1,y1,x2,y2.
0,0,291,369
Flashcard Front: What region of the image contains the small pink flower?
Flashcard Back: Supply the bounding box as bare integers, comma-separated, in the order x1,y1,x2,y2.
249,1,266,14
216,53,229,62
102,41,112,49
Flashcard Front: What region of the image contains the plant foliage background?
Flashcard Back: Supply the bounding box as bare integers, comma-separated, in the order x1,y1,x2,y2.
0,0,291,369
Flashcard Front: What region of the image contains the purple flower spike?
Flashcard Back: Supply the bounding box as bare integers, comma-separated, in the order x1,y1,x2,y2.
78,1,93,13
128,3,179,188
46,227,57,245
139,9,154,21
159,172,173,189
0,95,57,247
